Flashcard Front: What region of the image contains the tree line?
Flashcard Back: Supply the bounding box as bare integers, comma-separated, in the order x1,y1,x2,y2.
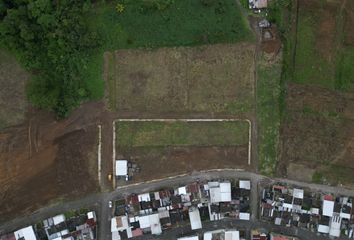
0,0,99,117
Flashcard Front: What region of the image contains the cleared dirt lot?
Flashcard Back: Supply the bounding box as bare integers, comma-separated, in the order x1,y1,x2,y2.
0,103,102,222
105,43,255,116
0,50,29,130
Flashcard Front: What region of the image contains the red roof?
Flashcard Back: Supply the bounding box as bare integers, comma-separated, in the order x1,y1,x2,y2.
272,236,289,240
324,194,333,201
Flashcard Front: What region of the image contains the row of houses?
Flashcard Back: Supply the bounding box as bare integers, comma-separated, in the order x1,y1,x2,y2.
260,183,354,238
111,179,252,239
0,211,97,240
177,229,243,240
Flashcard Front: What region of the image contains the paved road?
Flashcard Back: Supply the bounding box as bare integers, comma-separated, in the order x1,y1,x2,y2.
1,169,354,239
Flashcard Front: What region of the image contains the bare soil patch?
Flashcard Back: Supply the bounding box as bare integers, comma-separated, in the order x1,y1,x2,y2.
0,50,29,129
116,145,250,183
105,43,255,116
0,102,104,222
279,83,354,185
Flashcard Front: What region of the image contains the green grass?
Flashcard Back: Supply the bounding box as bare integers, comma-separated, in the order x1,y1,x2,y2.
257,56,282,176
314,165,354,186
89,0,253,51
84,0,254,107
335,47,354,90
116,121,249,147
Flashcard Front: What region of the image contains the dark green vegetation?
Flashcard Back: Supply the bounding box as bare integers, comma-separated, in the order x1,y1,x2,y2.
90,0,252,50
0,0,252,117
257,56,282,176
116,121,249,147
0,0,101,117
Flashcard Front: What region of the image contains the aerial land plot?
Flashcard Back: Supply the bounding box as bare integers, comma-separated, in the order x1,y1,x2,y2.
0,50,29,129
115,121,250,181
105,43,255,116
293,0,354,90
279,0,354,187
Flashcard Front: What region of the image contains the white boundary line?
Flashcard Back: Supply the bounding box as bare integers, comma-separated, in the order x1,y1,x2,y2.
97,125,102,188
112,122,116,189
113,118,252,188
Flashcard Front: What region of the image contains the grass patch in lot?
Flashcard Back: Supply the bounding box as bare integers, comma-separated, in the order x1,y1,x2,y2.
89,0,253,50
257,56,282,176
106,44,255,114
116,121,249,148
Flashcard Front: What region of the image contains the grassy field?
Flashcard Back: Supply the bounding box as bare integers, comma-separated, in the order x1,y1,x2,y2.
106,44,255,114
116,121,249,148
89,0,252,50
0,50,29,129
292,0,354,90
85,0,254,100
257,55,282,176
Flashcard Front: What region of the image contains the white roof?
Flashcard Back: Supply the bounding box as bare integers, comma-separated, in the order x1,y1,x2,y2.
293,188,304,199
14,226,37,240
178,186,187,195
115,160,128,176
112,231,120,240
239,180,251,190
225,230,240,240
210,187,222,203
310,207,320,215
318,224,330,233
323,200,334,217
329,215,341,237
138,193,150,202
138,215,151,229
87,211,95,219
189,208,202,230
111,216,129,232
53,214,66,225
177,236,199,240
149,214,162,235
283,203,293,209
239,212,250,220
340,212,351,219
220,182,231,202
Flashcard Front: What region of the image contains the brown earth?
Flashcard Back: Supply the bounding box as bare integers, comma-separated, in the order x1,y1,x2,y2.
279,83,354,186
116,145,250,184
0,102,105,222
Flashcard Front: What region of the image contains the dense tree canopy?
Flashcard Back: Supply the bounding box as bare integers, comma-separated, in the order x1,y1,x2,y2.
0,0,99,117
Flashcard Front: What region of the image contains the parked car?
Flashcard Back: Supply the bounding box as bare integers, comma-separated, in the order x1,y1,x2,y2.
109,201,112,208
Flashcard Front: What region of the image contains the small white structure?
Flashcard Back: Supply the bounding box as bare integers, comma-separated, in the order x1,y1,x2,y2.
249,0,267,9
204,229,239,240
177,236,199,240
115,160,128,176
323,200,335,217
14,226,37,240
208,181,231,203
329,215,342,237
138,193,151,202
239,212,250,220
138,214,162,235
239,180,251,190
189,207,202,230
53,214,66,225
293,189,304,199
318,224,330,234
178,186,187,195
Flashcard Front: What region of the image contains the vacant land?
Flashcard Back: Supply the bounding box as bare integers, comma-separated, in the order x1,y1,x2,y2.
278,0,354,187
257,54,282,176
280,84,354,186
105,44,255,115
293,0,353,90
0,50,29,129
116,121,249,147
115,121,250,181
0,103,102,222
90,0,252,50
